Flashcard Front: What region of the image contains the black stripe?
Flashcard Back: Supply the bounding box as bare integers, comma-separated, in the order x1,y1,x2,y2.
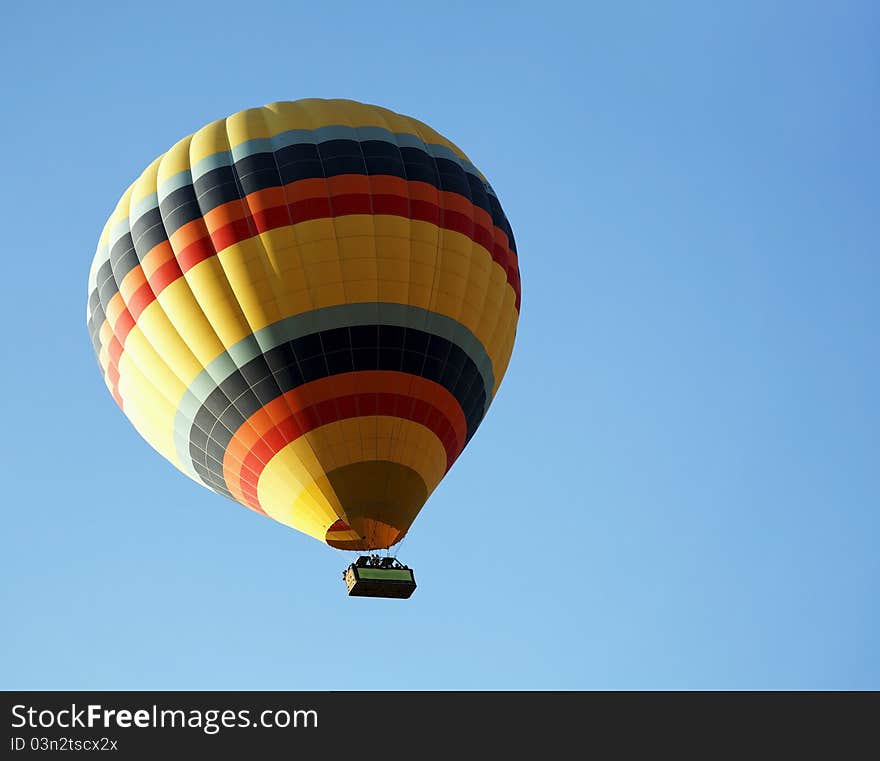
158,184,204,236
88,287,101,312
88,304,107,356
194,166,241,209
130,207,166,255
96,137,516,308
87,302,105,354
109,233,139,285
96,263,118,308
188,326,486,499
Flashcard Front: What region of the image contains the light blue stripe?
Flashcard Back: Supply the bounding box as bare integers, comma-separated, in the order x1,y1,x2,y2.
190,151,233,183
109,218,131,248
178,124,494,196
89,244,110,291
157,168,193,203
125,126,495,233
130,192,158,221
116,126,496,238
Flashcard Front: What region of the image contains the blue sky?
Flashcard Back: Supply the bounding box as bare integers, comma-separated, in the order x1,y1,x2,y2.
1,1,877,689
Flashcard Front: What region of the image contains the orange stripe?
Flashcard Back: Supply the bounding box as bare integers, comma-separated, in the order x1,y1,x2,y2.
222,371,466,507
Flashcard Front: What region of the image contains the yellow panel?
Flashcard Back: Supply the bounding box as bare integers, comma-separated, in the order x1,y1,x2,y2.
345,281,379,303
409,219,441,247
130,156,163,205
121,328,188,402
187,119,231,169
225,107,271,148
340,257,379,282
105,291,126,326
157,134,195,186
314,282,347,307
116,353,184,472
290,218,337,246
134,302,205,383
439,227,474,257
181,258,255,349
216,241,283,327
337,238,377,263
108,184,134,227
256,445,342,537
487,287,518,371
155,278,227,365
372,215,410,238
332,215,375,239
302,258,344,285
256,416,448,543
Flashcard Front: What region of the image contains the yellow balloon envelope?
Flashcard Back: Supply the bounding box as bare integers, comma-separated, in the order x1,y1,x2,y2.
86,99,520,550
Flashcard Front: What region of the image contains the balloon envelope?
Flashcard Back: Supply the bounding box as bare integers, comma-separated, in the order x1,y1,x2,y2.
87,99,520,550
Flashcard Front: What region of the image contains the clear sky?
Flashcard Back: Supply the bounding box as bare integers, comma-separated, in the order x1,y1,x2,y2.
1,1,877,690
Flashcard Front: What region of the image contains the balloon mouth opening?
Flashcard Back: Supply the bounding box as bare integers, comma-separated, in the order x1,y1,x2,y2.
325,518,406,551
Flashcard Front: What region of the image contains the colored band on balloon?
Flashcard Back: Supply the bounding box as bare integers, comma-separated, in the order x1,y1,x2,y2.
180,316,487,498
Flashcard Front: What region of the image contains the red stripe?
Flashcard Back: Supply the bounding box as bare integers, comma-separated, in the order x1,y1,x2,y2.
106,360,122,408
106,336,124,408
290,196,333,220
114,308,136,344
371,193,410,217
329,194,373,216
178,235,217,272
146,254,183,294
134,179,521,314
253,205,292,233
409,198,441,226
107,335,123,369
128,282,156,320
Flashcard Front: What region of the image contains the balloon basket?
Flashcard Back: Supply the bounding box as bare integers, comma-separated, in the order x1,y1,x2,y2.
342,556,417,599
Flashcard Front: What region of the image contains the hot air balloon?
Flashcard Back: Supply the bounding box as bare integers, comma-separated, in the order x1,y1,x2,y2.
86,99,520,596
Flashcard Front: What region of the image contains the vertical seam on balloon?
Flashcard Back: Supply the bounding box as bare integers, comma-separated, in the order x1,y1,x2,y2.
120,170,218,486
218,106,320,519
107,199,227,486
484,180,520,396
123,158,266,493
324,102,365,536
438,142,498,437
401,117,448,529
158,133,276,502
313,102,361,533
258,101,333,528
487,178,520,388
224,107,320,516
209,114,323,510
101,187,192,473
410,117,454,502
247,103,342,532
335,102,372,547
446,143,479,465
149,139,252,494
361,106,405,537
290,101,351,535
